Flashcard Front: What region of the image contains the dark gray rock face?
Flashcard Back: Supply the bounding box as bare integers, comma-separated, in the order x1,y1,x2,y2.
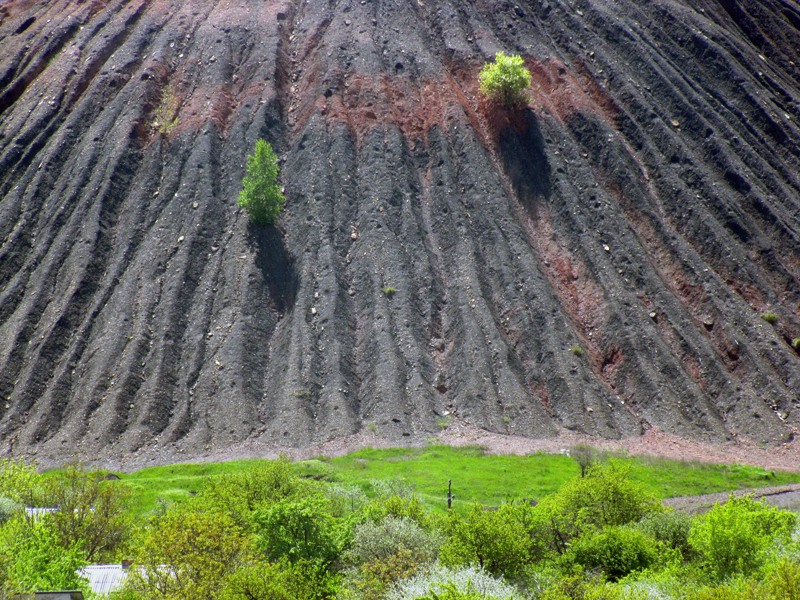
1,0,799,463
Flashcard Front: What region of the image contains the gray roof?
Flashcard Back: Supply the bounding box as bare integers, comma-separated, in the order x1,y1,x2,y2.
77,565,130,595
24,507,58,520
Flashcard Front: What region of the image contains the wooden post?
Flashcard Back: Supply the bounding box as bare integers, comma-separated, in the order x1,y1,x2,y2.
447,479,453,510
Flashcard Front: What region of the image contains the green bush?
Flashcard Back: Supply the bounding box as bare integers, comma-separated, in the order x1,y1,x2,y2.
0,515,89,597
439,502,538,579
533,462,662,554
218,559,324,600
478,52,532,107
339,549,432,600
538,572,626,600
635,509,693,557
0,496,22,525
762,558,800,600
253,496,343,566
44,464,132,562
760,312,778,324
689,495,796,581
0,458,43,505
128,507,250,600
238,139,285,225
361,493,430,529
344,515,442,566
199,456,310,528
563,526,662,582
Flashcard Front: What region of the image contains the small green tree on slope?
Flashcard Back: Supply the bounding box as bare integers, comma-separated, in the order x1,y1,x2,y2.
479,52,532,107
238,139,285,225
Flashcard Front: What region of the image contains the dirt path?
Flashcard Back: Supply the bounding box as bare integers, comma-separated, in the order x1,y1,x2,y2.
665,484,800,513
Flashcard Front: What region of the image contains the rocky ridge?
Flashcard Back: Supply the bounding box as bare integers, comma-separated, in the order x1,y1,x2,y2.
1,0,799,465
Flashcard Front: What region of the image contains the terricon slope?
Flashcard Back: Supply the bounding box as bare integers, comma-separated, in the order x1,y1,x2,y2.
1,0,799,464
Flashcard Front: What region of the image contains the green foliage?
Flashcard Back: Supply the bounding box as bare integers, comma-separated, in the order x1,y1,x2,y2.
418,582,503,599
339,548,432,600
217,559,324,600
344,515,442,566
563,526,663,582
569,345,584,357
760,311,778,324
238,138,285,225
537,572,628,600
383,286,398,298
478,52,532,107
533,462,662,553
440,502,539,579
128,506,250,600
361,493,432,529
198,455,310,528
0,496,23,525
45,464,132,561
254,495,343,566
634,509,693,557
689,495,796,581
0,514,89,597
326,484,369,517
6,449,800,600
0,457,43,505
762,558,800,600
122,447,800,518
570,445,597,478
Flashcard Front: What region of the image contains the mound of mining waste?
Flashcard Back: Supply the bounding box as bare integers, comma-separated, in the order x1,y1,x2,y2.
1,0,799,464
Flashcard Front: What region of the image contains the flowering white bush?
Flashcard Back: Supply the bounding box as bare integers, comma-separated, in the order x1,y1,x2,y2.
386,564,520,600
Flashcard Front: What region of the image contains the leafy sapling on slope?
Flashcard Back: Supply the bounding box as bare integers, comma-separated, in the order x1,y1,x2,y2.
238,139,285,225
478,52,532,107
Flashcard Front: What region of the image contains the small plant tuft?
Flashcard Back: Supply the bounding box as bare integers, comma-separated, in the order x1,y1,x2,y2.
792,337,800,350
153,84,179,135
760,311,778,324
382,286,397,298
570,444,596,478
569,345,583,356
478,52,532,107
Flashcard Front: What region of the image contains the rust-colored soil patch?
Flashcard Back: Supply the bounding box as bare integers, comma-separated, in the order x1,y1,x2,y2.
287,57,617,148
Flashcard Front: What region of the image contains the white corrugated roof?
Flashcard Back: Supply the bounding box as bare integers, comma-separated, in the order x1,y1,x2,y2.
77,565,129,595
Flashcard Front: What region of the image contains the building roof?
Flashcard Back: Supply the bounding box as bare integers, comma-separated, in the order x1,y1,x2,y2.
77,565,130,595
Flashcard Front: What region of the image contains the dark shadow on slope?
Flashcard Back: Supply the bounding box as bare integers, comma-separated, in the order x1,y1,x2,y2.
247,223,298,313
497,108,551,211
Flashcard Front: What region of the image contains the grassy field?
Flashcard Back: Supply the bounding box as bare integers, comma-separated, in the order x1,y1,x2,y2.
117,445,800,518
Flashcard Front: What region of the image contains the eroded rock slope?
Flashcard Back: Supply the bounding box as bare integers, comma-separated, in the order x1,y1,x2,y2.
1,0,799,462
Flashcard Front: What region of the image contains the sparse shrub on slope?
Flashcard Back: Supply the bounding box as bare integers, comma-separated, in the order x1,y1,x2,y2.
479,52,532,107
238,138,285,225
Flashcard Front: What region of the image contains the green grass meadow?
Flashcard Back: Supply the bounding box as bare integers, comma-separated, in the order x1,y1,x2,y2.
117,445,800,518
